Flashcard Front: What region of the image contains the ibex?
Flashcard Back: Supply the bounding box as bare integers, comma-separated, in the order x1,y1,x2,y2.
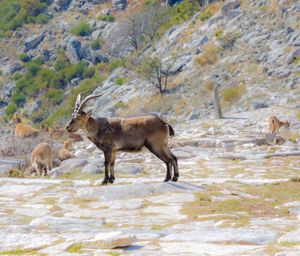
31,142,53,176
13,113,39,139
269,116,290,134
66,93,179,185
58,140,75,161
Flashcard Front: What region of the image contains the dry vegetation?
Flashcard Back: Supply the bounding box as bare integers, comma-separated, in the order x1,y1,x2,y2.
183,180,300,224
195,42,220,66
222,83,247,103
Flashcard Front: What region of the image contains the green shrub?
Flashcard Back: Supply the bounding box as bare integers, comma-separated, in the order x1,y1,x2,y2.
64,61,86,82
108,59,126,72
43,89,64,105
199,9,213,21
5,103,17,116
172,0,200,24
12,93,26,107
19,53,30,62
98,15,115,22
115,77,127,85
91,40,101,50
83,67,95,79
35,13,50,24
71,21,93,36
0,0,51,36
13,72,22,80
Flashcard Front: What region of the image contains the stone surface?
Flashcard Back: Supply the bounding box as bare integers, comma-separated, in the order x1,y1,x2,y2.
80,231,137,249
24,32,46,51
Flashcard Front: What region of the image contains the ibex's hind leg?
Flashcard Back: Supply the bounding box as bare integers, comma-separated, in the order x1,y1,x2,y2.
145,142,173,182
166,146,179,182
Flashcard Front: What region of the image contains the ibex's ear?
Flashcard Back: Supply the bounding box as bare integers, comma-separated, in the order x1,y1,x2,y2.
86,110,93,118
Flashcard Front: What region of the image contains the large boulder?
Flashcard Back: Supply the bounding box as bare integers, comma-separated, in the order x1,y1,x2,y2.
287,48,300,64
64,37,85,63
52,0,72,12
24,32,46,51
112,0,127,10
222,0,240,16
69,231,137,249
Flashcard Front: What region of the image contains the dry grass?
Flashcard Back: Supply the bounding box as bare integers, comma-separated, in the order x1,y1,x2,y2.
203,80,215,92
183,180,300,223
0,133,51,159
195,42,220,66
222,83,246,103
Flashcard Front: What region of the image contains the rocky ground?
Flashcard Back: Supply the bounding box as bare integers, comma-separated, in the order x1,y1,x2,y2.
0,106,299,255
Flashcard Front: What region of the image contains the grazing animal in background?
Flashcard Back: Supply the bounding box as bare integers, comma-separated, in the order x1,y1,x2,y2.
66,93,178,185
13,114,39,139
58,140,75,161
31,143,53,176
48,127,83,142
269,116,290,134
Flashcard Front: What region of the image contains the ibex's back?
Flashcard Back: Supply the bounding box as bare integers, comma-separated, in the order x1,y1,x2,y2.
89,116,174,152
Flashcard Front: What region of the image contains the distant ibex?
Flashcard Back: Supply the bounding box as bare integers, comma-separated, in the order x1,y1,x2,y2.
58,140,74,161
31,142,53,176
269,116,290,134
66,93,179,185
13,113,39,139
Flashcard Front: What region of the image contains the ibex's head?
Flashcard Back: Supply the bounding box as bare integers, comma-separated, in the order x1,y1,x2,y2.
65,92,103,133
12,113,22,124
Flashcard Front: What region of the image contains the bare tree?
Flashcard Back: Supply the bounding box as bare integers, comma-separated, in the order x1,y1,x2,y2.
137,55,178,94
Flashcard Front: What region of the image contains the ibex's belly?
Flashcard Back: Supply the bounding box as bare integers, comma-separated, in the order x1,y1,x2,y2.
117,136,146,152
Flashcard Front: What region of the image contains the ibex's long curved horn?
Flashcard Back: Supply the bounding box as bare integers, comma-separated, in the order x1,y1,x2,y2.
77,92,104,113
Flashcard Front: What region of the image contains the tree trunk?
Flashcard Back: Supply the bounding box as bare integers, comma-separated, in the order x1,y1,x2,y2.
213,84,223,119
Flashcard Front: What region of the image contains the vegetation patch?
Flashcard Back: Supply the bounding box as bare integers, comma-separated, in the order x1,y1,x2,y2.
222,83,246,103
195,42,220,66
0,248,39,255
71,21,93,36
67,243,83,253
183,181,300,224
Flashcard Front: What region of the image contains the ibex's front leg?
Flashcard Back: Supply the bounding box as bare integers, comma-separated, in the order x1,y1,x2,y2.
109,152,116,184
102,150,112,185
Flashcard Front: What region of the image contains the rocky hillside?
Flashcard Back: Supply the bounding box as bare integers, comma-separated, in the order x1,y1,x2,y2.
0,0,299,127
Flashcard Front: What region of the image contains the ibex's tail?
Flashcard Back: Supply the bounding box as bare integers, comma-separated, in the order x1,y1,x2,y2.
168,124,175,137
154,115,175,137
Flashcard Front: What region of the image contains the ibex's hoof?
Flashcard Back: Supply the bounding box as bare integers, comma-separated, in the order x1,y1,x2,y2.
101,179,109,185
109,176,115,184
171,176,178,182
164,177,171,182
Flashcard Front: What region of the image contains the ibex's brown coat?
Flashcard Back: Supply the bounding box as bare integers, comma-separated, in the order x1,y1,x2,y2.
58,140,74,161
269,116,290,134
13,114,39,139
66,93,178,185
31,143,53,176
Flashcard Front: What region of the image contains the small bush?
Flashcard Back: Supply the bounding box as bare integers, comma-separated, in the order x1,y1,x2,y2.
5,103,17,116
115,77,127,86
71,21,93,36
98,15,115,22
91,40,101,50
19,53,30,62
222,83,246,103
195,42,219,66
200,2,222,21
108,59,126,72
83,67,95,79
203,80,215,92
172,0,200,24
12,93,26,107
